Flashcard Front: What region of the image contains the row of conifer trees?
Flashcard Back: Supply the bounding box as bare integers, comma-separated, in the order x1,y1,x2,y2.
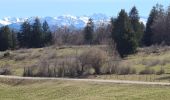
0,4,169,58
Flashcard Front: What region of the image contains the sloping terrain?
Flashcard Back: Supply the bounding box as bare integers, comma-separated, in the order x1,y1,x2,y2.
0,77,170,100
0,45,170,82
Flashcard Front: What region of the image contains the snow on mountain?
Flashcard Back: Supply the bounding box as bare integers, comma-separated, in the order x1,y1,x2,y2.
140,17,147,25
0,14,147,31
0,19,11,25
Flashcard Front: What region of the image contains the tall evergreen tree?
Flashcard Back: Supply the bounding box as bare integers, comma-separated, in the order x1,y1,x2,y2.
0,26,12,51
129,6,144,46
11,30,17,49
142,5,159,46
42,21,52,45
18,21,31,47
31,17,43,48
112,9,137,57
84,18,94,44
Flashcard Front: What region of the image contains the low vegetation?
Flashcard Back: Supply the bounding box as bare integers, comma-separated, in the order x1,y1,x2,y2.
23,48,115,77
0,45,170,82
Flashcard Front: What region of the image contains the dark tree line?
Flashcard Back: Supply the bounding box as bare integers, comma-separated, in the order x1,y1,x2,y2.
0,26,17,51
18,18,52,48
1,4,170,58
142,4,170,46
0,18,52,51
111,7,144,57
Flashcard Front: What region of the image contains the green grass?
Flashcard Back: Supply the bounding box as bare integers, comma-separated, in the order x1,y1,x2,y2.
0,78,170,100
94,74,170,82
1,45,170,82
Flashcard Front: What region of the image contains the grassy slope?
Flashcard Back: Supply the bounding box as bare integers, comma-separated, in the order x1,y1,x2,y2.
0,45,105,76
0,78,170,100
1,46,170,100
1,45,170,82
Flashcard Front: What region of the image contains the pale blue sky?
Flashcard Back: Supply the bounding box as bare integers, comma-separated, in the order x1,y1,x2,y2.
0,0,169,18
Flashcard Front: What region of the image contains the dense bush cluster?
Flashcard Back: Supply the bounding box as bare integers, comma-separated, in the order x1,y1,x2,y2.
0,65,12,75
23,48,140,77
23,48,109,77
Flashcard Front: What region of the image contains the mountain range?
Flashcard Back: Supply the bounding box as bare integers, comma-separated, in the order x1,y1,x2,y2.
0,14,147,31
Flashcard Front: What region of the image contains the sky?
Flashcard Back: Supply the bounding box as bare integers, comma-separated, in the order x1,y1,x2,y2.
0,0,170,18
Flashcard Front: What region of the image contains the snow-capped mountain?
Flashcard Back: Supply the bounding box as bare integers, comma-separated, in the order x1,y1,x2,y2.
0,14,147,31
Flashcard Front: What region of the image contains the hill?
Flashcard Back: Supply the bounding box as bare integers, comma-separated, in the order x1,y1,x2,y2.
0,45,170,82
0,14,147,31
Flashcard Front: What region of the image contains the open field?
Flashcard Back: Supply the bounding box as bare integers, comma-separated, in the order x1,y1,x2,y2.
0,78,170,100
1,45,170,82
95,74,170,82
0,45,103,76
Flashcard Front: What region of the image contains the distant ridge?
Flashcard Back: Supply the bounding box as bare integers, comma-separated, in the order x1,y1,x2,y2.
0,14,147,31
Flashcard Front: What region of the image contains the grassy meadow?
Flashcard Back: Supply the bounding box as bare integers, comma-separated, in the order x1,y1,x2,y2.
0,45,170,82
0,45,170,100
0,78,170,100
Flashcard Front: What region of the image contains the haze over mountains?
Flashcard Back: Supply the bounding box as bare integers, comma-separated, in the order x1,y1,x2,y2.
0,14,147,31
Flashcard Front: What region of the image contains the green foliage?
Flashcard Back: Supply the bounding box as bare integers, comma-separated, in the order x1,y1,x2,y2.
0,26,15,51
112,9,138,57
11,31,17,49
18,18,52,48
142,5,159,46
18,21,32,47
31,18,44,48
151,4,170,45
84,18,94,44
129,6,144,46
42,21,52,45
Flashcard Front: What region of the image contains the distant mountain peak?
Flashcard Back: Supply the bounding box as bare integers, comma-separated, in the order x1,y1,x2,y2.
0,14,147,31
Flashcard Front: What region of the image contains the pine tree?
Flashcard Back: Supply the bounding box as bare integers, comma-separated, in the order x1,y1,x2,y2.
112,9,138,57
129,6,144,46
110,17,115,34
11,30,17,49
84,18,94,44
151,4,166,45
142,5,159,46
18,21,31,47
42,21,52,45
31,17,43,48
0,26,12,51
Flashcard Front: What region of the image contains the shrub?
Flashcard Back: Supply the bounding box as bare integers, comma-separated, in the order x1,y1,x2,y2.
23,65,35,77
23,57,81,78
34,59,56,77
156,68,165,75
79,48,107,75
0,66,12,75
57,59,80,77
139,68,155,75
3,52,10,58
101,61,119,74
117,66,136,75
